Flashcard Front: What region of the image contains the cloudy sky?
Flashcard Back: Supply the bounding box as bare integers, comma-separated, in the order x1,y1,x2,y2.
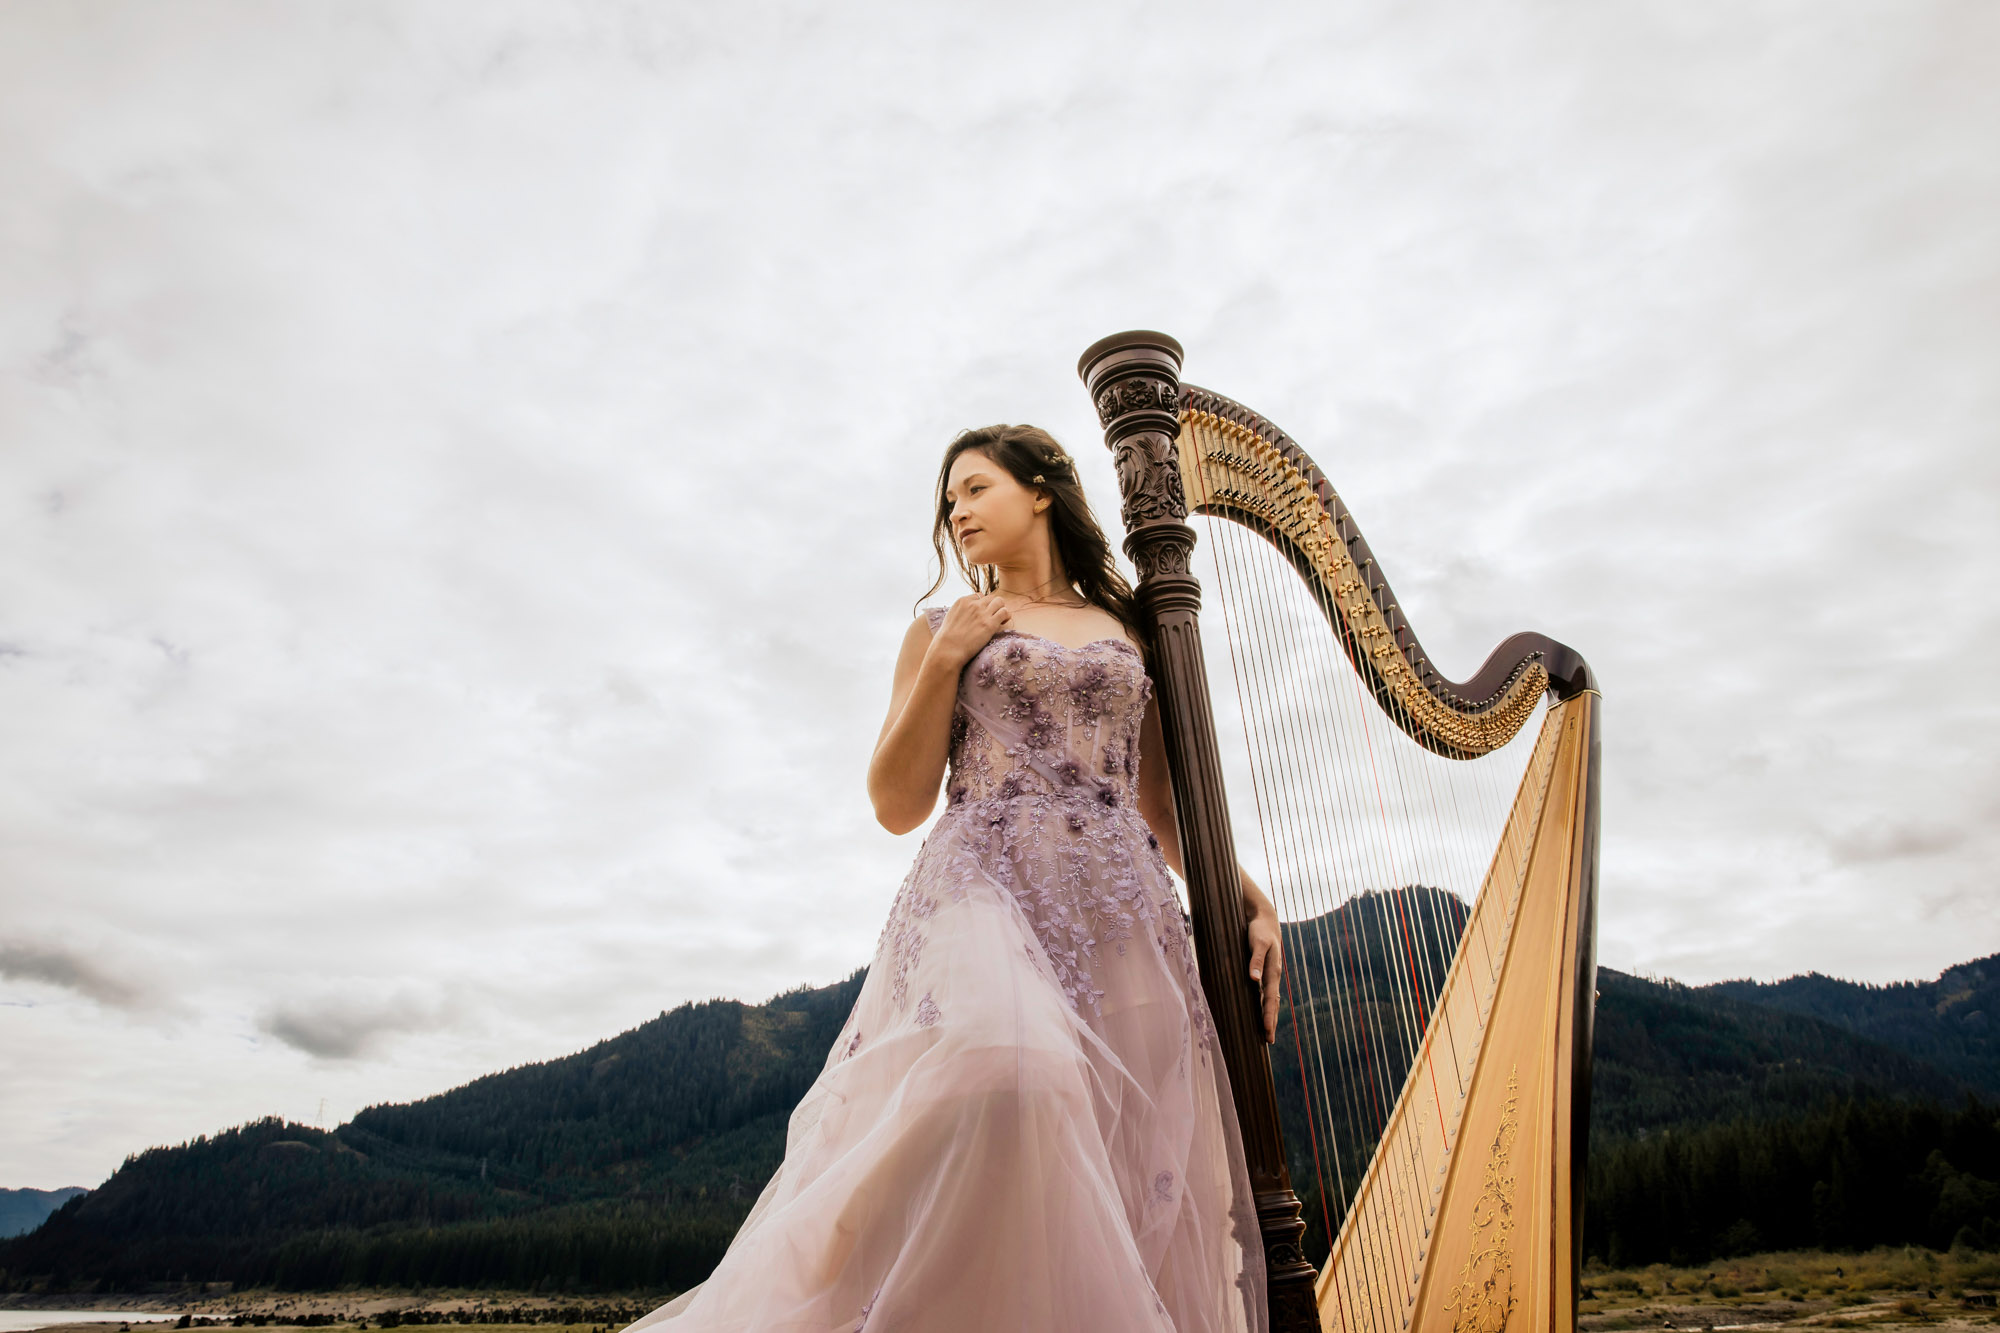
3,1,1994,1189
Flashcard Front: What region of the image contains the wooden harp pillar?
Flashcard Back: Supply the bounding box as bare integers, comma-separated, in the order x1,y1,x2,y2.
1078,331,1324,1332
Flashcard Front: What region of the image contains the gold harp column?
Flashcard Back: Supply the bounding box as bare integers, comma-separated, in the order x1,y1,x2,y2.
1078,331,1319,1333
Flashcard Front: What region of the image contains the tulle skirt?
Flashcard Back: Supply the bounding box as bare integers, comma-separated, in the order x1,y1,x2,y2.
627,795,1268,1333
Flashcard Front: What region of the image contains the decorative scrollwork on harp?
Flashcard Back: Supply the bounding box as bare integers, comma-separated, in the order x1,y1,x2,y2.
1443,1065,1523,1333
1176,390,1587,759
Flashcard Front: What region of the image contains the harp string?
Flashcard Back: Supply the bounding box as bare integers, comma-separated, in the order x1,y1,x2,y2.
1202,508,1346,1253
1224,514,1398,1149
1204,514,1405,1328
1303,546,1434,1333
1189,493,1546,1326
1372,631,1491,1103
1206,514,1432,1308
1309,539,1453,1314
1220,510,1417,1302
1254,522,1427,1107
1345,631,1456,1149
1276,519,1445,1329
1220,516,1400,1145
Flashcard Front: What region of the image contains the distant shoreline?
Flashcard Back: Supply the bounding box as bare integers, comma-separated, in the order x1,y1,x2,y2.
8,1246,2000,1332
0,1295,671,1322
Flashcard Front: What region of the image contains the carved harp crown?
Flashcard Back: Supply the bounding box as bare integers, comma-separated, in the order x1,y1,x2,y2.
1080,331,1601,1333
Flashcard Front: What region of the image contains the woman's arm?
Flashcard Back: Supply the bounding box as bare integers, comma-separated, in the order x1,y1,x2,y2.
1136,691,1286,1044
867,595,1011,834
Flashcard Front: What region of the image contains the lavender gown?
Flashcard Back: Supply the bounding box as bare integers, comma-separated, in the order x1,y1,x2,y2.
628,611,1268,1333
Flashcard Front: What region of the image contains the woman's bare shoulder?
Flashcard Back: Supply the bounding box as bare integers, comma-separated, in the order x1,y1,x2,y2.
893,611,938,663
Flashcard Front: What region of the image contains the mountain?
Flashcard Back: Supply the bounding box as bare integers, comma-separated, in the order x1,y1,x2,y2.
0,1188,87,1240
4,893,1996,1288
1588,966,1977,1136
1704,954,2000,1096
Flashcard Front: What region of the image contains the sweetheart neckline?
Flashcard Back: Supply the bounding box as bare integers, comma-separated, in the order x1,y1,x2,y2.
990,629,1142,657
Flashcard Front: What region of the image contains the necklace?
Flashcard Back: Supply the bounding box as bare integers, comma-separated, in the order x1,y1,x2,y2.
995,583,1086,610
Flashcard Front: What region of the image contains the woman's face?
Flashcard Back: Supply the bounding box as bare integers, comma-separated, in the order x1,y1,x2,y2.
945,449,1044,567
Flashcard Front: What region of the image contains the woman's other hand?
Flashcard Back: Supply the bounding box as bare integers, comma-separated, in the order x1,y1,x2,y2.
1246,899,1284,1044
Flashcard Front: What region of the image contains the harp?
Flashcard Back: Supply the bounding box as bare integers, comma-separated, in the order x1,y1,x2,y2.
1078,332,1600,1333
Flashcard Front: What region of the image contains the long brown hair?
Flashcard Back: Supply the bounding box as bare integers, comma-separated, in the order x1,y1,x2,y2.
919,424,1142,641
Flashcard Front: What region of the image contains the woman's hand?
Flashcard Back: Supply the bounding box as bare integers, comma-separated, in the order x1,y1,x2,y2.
927,593,1011,671
1246,896,1284,1045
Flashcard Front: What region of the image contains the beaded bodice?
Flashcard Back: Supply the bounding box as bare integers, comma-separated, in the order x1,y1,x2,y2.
923,610,1152,813
875,609,1202,1033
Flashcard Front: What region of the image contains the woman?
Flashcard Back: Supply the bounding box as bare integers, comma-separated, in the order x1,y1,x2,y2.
630,424,1284,1333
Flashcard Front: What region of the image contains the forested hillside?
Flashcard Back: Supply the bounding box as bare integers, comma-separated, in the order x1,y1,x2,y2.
1586,1095,2000,1266
1589,967,1974,1135
1583,954,2000,1265
1707,955,2000,1096
4,895,1995,1289
1,972,866,1292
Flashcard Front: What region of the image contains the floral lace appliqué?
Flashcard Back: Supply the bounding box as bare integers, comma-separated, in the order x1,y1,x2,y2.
874,852,949,1011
